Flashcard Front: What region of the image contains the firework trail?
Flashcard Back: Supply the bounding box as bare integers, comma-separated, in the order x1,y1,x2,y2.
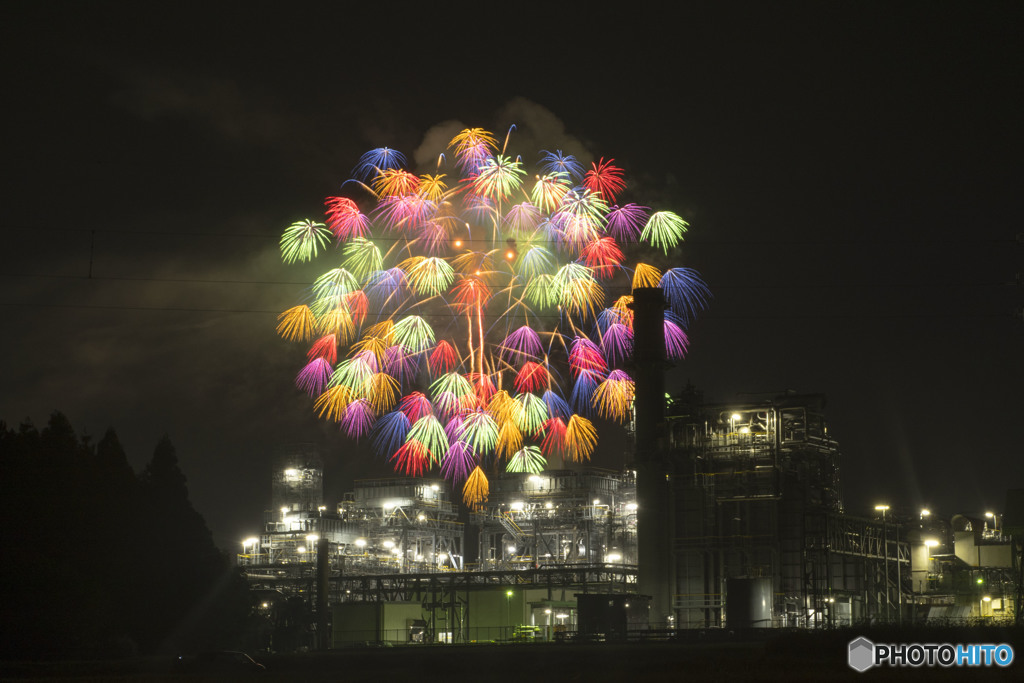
279,126,710,508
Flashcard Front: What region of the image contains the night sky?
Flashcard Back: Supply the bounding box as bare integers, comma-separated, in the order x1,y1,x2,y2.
2,2,1020,551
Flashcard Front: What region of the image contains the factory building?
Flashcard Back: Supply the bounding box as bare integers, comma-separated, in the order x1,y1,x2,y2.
238,289,1019,646
663,388,895,628
239,406,1018,647
239,448,637,646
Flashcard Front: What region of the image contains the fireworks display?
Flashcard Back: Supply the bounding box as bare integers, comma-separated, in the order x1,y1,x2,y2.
278,126,709,508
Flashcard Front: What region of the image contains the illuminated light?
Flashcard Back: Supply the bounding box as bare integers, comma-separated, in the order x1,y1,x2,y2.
431,483,440,491
355,538,367,548
626,503,638,512
415,554,423,561
605,552,622,562
507,590,514,597
544,608,552,615
593,499,601,505
284,468,299,477
510,501,525,511
874,505,890,512
417,513,426,521
985,511,995,518
739,426,750,434
508,546,516,554
920,509,931,517
545,502,553,509
306,534,319,543
730,413,741,421
528,475,542,484
383,540,395,549
243,537,259,547
983,596,992,602
924,538,939,548
297,547,306,553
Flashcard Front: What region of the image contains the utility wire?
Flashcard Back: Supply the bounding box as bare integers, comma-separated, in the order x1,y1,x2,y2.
1,272,1018,289
10,226,1020,246
0,301,1015,320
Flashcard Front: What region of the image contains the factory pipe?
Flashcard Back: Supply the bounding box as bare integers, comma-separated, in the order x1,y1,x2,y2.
628,288,675,627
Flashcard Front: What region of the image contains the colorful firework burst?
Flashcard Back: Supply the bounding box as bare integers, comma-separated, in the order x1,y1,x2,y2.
279,127,710,508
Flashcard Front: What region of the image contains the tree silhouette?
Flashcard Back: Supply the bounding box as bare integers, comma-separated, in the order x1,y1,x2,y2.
0,414,249,659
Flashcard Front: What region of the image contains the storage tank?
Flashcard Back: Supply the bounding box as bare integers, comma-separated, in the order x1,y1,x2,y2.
726,577,773,628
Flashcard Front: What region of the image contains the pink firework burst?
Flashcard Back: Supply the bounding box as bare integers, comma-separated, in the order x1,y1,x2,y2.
324,196,371,241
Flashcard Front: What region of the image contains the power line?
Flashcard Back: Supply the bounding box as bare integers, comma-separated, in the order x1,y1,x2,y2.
1,272,1017,290
0,300,1014,321
14,225,1020,247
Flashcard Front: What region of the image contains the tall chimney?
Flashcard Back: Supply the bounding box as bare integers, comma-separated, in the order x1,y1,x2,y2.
628,288,674,627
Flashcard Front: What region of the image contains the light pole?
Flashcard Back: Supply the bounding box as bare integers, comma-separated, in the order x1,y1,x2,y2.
875,505,890,623
506,590,513,641
306,534,319,562
985,511,999,538
242,537,259,565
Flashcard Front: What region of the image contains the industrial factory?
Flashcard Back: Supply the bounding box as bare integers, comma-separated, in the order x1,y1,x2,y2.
238,289,1021,647
238,395,1019,647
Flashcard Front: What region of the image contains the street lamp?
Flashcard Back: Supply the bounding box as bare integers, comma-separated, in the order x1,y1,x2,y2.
875,505,891,623
924,538,939,587
506,590,514,641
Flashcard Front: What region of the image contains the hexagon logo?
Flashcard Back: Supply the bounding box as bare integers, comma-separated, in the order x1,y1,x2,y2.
848,637,875,672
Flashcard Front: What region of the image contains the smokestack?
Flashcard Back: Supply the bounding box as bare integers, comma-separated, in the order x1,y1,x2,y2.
628,288,674,627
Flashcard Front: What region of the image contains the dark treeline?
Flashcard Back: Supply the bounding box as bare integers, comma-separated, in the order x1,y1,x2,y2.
0,412,250,660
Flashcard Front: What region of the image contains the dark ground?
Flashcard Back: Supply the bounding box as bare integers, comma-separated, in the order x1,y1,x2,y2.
2,626,1020,681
